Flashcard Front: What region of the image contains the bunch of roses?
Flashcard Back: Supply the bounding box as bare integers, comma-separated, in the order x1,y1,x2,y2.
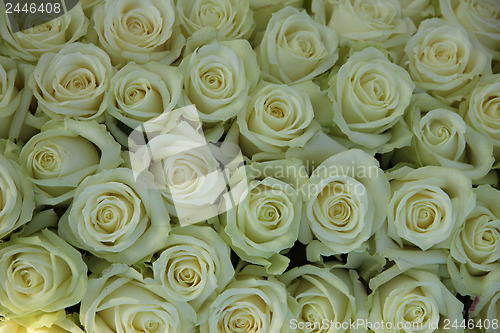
0,0,499,332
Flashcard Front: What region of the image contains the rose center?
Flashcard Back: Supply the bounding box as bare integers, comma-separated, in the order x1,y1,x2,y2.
472,0,498,20
126,15,153,36
199,3,225,26
32,144,61,174
482,95,500,121
404,302,426,322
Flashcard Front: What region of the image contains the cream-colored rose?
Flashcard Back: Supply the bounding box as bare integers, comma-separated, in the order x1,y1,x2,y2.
280,265,368,333
237,80,321,161
311,0,415,54
440,0,500,60
19,119,122,206
460,74,500,162
58,168,170,265
87,0,185,65
448,185,500,296
198,266,297,333
257,6,339,84
369,266,464,333
151,225,234,310
131,120,228,224
0,229,87,319
104,61,183,145
327,47,414,154
0,316,84,333
175,0,254,39
0,140,34,240
80,264,195,333
218,159,306,274
29,43,113,121
0,57,34,140
377,166,475,269
0,4,88,63
301,149,390,261
180,39,259,123
403,18,492,105
393,93,494,181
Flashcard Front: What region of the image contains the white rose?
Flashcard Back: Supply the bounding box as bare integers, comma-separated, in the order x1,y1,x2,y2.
237,80,321,161
302,149,391,261
403,18,492,105
87,0,185,65
198,266,297,333
377,166,476,269
0,140,34,240
249,0,303,42
131,120,228,224
151,225,234,310
400,0,435,25
460,74,500,162
19,119,123,206
218,159,306,274
440,0,500,60
0,229,88,319
469,272,500,333
175,0,254,39
80,263,195,333
180,39,259,123
327,47,414,154
393,93,495,181
58,168,170,265
0,4,88,63
0,56,34,140
257,6,339,84
0,316,84,333
311,0,415,56
104,61,183,145
448,185,500,296
29,43,113,122
369,266,464,333
80,0,104,17
280,265,368,333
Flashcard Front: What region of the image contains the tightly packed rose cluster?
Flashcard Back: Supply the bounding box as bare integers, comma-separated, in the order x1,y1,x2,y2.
0,0,499,332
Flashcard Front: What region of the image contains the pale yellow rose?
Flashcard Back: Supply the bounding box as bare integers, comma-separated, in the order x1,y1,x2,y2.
280,265,368,333
29,42,113,121
237,80,321,161
440,0,500,60
179,39,259,123
104,61,183,145
0,4,88,63
403,18,492,105
393,93,495,181
400,0,435,25
218,159,306,274
327,47,414,154
175,0,254,39
460,74,500,163
301,149,391,261
19,119,123,206
448,185,500,297
0,229,88,320
80,263,195,333
150,225,234,310
369,266,464,333
58,168,170,265
198,265,298,333
257,6,339,83
87,0,185,65
377,166,475,269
